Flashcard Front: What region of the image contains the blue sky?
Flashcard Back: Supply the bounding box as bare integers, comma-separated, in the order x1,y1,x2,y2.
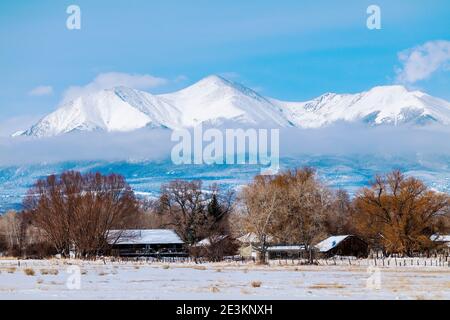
0,0,449,129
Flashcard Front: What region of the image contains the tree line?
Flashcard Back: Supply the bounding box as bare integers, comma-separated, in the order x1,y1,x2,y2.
0,168,449,261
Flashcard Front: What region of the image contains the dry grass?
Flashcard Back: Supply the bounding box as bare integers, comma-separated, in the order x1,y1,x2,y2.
162,265,170,269
40,269,59,275
309,283,346,289
24,268,36,276
36,279,44,284
210,286,220,293
251,281,262,288
193,266,207,271
98,271,109,276
7,267,16,274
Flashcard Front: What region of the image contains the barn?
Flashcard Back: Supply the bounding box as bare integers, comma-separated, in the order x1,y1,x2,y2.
267,245,306,260
315,235,369,258
108,229,187,257
430,234,450,253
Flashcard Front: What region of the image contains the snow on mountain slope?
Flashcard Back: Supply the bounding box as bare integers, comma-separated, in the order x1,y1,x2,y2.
24,89,157,137
20,76,450,137
274,85,450,128
159,75,291,127
22,76,292,137
113,86,181,128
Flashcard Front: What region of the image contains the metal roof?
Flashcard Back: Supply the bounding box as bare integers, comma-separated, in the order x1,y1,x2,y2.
430,234,450,243
108,229,184,245
315,235,351,252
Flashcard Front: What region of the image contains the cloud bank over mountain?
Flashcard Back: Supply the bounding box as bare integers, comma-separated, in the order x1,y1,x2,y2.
2,123,450,166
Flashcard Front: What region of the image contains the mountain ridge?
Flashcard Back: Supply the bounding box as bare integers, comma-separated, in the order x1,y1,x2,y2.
19,75,450,137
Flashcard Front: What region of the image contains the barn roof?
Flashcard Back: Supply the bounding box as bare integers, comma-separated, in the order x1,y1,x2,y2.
237,233,273,243
315,235,351,252
193,235,229,247
267,245,306,252
108,229,184,245
430,234,450,243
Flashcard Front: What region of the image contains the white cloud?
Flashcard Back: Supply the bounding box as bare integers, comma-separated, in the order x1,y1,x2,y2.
396,40,450,84
29,85,53,96
61,72,168,103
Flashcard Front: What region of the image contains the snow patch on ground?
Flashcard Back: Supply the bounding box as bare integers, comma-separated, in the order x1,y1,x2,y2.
0,259,448,300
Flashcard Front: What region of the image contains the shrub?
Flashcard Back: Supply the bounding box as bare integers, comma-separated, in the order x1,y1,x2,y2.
210,286,220,293
24,268,35,276
251,281,262,288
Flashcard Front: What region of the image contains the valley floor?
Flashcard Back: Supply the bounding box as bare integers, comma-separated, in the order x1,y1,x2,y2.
0,259,449,300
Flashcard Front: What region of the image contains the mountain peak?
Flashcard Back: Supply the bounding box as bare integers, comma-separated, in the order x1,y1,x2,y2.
180,75,238,93
199,74,229,84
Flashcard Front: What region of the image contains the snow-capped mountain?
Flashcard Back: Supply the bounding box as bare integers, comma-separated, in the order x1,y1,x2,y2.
20,76,450,137
22,76,291,137
274,85,450,128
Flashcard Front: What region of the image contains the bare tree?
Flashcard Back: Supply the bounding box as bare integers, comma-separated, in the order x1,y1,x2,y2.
238,168,332,264
24,171,140,258
239,175,284,264
326,189,354,235
0,211,21,253
271,168,331,263
158,180,236,259
158,180,206,245
353,170,450,256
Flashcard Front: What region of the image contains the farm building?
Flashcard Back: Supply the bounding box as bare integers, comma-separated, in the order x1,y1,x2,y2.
237,233,274,259
237,233,307,260
430,234,450,253
315,235,369,258
191,235,239,260
267,245,306,260
108,229,187,257
194,235,230,247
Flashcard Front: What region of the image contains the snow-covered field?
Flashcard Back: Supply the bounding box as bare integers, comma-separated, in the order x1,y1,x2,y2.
0,259,449,300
